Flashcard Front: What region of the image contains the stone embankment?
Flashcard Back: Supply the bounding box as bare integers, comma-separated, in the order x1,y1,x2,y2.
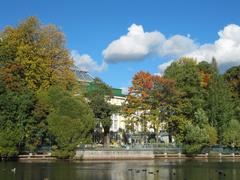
75,150,240,160
75,150,155,160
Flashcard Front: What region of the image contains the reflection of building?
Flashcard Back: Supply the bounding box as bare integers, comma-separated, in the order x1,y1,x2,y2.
73,66,126,133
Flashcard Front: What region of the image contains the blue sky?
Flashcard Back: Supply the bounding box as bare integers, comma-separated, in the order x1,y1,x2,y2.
1,0,240,91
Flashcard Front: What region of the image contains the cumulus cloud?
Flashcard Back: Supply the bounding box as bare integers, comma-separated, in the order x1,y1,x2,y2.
103,24,164,63
185,24,240,67
159,35,198,57
157,60,174,76
103,24,197,63
71,50,107,72
103,23,240,73
158,24,240,74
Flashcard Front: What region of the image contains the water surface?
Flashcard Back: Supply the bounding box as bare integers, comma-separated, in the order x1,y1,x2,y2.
0,159,239,180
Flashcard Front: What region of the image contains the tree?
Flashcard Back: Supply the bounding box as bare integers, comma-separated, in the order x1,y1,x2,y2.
206,59,234,141
0,127,21,158
193,108,208,126
197,61,214,94
164,57,204,119
0,16,94,159
123,71,153,133
183,123,209,155
224,65,240,120
223,120,240,148
0,79,41,156
150,75,184,142
182,108,218,155
0,16,75,91
44,87,95,158
194,108,218,146
123,71,183,142
86,78,117,147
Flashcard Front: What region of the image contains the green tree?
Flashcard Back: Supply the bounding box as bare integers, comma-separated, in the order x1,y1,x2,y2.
0,79,42,156
164,57,204,119
206,59,234,141
224,65,240,120
182,108,218,155
194,108,218,146
44,87,95,158
223,120,240,148
183,123,209,155
0,126,21,158
193,108,208,126
86,78,117,147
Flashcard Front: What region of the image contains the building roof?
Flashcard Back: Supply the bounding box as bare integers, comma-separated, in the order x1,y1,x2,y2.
72,65,125,97
87,83,126,97
71,66,94,82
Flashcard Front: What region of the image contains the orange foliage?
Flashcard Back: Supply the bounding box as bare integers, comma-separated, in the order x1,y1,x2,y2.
199,71,211,88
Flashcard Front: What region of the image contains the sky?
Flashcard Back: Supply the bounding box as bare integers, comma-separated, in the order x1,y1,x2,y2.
1,0,240,93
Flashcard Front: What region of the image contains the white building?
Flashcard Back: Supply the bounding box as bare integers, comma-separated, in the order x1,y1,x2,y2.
109,95,126,132
72,67,170,143
73,66,127,133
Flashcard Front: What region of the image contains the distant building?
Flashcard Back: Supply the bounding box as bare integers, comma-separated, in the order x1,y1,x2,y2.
72,66,172,144
71,66,94,84
73,66,126,133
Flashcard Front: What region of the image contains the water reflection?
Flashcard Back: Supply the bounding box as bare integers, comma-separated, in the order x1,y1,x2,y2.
0,159,240,180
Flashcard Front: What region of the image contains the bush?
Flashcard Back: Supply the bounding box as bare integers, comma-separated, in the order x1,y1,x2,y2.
183,123,208,155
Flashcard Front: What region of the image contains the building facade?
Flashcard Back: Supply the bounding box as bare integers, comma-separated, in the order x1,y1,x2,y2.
73,66,127,133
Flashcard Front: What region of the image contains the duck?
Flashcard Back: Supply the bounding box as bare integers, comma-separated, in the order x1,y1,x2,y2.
11,168,16,173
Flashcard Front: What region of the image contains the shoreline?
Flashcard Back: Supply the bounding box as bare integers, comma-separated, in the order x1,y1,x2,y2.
13,153,240,161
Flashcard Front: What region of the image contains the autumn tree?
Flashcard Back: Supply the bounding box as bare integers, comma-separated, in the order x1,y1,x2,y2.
0,16,91,158
0,16,75,91
123,71,153,133
123,71,182,142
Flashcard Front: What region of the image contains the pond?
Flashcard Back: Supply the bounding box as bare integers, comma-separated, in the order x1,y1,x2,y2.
0,159,239,180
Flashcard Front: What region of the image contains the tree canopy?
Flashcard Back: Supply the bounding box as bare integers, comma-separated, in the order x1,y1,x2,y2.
0,16,92,158
0,16,75,91
86,78,118,147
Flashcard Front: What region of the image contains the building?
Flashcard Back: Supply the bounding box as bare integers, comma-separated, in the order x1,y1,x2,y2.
71,66,94,84
73,66,126,133
109,91,126,132
73,66,172,144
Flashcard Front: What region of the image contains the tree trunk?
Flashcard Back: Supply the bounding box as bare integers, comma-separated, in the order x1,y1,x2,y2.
168,131,173,143
103,127,110,147
103,133,110,148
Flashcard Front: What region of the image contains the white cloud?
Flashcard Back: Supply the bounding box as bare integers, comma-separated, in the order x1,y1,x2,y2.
103,24,164,63
159,35,198,57
103,24,196,63
103,23,240,74
71,50,107,72
157,60,174,76
185,24,240,67
158,24,240,74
